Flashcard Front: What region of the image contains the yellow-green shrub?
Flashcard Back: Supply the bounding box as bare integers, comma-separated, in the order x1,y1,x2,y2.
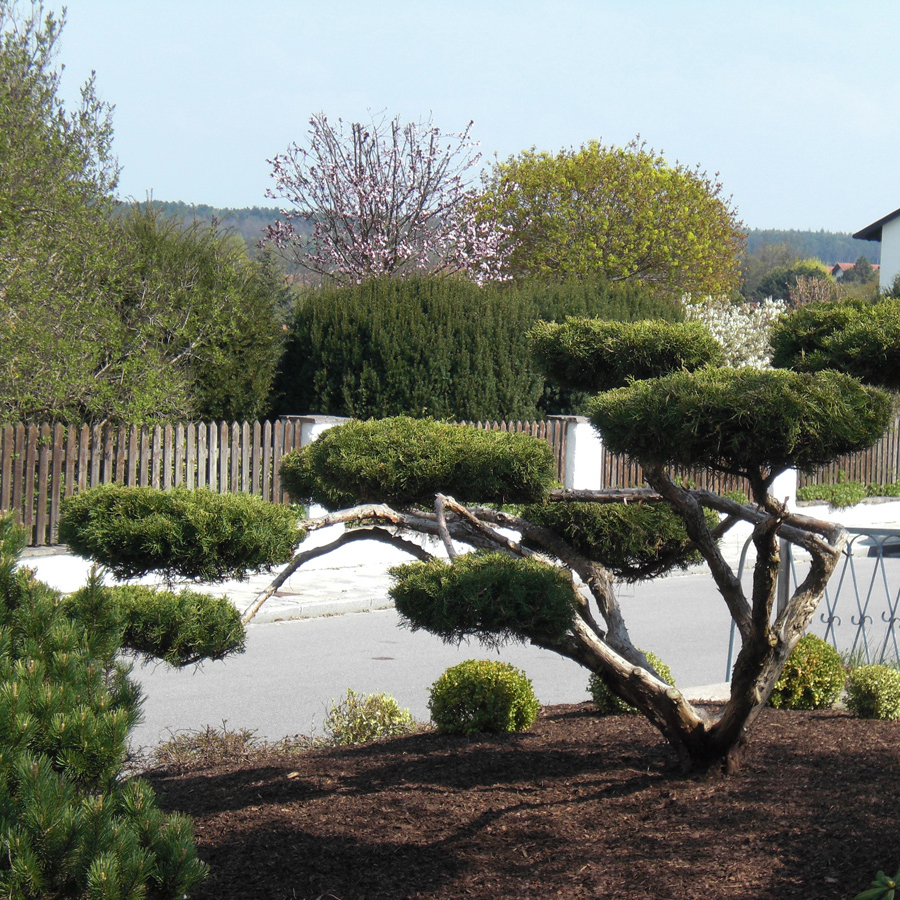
845,665,900,720
768,634,845,710
428,660,540,735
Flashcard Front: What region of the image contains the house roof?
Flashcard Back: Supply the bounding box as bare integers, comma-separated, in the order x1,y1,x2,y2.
854,206,900,241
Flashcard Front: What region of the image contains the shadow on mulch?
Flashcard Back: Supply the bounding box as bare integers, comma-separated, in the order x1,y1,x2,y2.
144,703,900,900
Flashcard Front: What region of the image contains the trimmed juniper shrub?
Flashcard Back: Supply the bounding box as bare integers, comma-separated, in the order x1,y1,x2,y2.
522,500,715,580
588,651,675,716
59,485,300,582
281,416,557,510
323,689,415,746
428,660,540,735
845,665,900,720
390,552,577,647
530,318,722,393
589,367,892,478
0,515,208,898
767,634,845,710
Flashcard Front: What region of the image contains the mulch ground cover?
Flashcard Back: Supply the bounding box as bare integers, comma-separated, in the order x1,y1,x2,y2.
144,703,900,900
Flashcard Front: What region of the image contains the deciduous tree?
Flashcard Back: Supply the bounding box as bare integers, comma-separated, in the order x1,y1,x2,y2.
265,112,509,284
475,138,744,296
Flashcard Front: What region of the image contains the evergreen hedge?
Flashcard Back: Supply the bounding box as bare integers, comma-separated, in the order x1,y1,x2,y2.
274,275,686,421
275,276,544,421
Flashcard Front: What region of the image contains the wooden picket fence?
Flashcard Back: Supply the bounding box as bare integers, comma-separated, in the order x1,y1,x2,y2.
3,412,898,547
1,420,305,547
0,417,570,547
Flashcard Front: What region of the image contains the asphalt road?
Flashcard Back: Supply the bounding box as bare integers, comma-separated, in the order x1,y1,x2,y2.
126,569,738,750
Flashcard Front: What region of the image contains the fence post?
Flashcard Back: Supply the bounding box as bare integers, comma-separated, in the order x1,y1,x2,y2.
281,415,350,515
773,469,799,614
547,416,603,491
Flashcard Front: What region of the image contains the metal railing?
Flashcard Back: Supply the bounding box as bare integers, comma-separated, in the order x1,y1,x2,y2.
726,528,900,678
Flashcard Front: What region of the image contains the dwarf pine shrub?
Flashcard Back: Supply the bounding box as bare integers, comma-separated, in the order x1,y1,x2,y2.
768,634,845,710
59,485,300,581
588,650,675,716
428,660,540,735
0,514,208,898
845,665,900,720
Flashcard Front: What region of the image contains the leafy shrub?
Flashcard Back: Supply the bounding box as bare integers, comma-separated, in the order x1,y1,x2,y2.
0,515,208,898
323,689,415,746
281,416,557,510
391,552,577,647
275,275,544,421
588,650,675,716
768,634,845,710
797,480,900,506
845,665,900,720
65,584,245,667
428,659,540,735
770,296,900,391
59,485,300,581
853,863,900,900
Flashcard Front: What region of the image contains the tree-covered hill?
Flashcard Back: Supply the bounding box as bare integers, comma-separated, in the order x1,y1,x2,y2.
144,202,883,270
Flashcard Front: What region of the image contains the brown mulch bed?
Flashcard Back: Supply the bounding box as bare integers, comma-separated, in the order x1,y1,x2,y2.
144,703,900,900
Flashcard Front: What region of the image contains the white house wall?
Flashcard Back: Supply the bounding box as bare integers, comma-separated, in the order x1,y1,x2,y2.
879,216,900,290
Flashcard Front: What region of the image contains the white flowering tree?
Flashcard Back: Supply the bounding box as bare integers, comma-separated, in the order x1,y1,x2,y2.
264,112,510,284
682,295,787,368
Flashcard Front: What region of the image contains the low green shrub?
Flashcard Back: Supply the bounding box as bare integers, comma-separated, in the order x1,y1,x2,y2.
797,480,900,506
65,584,245,667
768,634,845,710
588,650,674,716
428,659,540,735
324,689,416,746
59,485,300,581
845,665,900,720
280,416,557,510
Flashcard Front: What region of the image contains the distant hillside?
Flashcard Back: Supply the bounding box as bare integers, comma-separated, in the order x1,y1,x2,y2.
745,229,880,266
136,204,884,269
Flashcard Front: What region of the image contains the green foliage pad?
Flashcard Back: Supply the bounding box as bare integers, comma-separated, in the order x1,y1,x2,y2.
522,500,713,580
280,416,557,510
428,659,540,735
589,367,891,478
390,552,577,647
771,297,900,391
530,318,722,393
59,485,299,582
65,584,245,667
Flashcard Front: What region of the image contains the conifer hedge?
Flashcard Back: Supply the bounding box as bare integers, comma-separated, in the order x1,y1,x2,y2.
274,275,684,420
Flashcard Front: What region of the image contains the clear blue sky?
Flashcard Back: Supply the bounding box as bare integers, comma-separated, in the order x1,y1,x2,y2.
57,0,900,232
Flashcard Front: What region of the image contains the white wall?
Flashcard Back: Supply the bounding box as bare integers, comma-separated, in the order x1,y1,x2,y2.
879,216,900,290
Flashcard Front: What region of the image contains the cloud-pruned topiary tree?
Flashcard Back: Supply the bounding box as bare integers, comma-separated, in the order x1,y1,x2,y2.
264,298,895,774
